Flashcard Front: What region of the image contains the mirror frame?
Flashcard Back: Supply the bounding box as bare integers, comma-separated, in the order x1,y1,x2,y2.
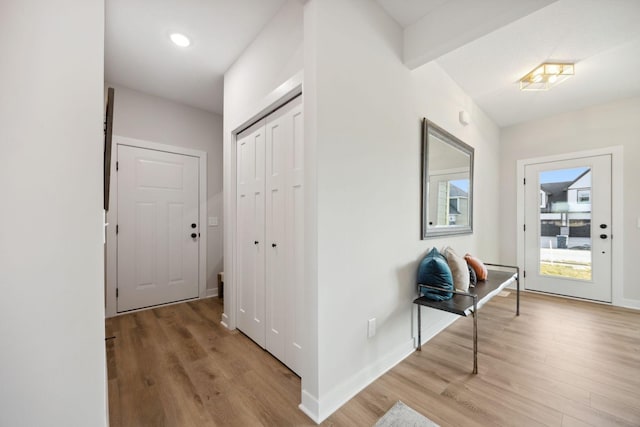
421,118,474,239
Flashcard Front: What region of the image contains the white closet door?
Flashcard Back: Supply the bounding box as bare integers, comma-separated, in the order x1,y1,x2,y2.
265,96,304,375
236,120,266,347
265,103,288,364
285,97,304,375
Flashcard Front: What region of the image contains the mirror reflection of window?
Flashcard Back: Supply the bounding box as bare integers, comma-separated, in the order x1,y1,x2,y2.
433,179,469,226
448,179,469,226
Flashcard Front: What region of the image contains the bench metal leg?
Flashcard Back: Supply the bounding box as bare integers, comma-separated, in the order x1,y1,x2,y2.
417,266,519,375
516,266,520,316
472,295,478,374
417,304,422,351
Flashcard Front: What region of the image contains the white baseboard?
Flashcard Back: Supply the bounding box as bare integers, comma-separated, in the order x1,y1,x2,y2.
299,311,459,424
299,390,320,424
205,288,218,298
617,298,640,311
307,338,416,424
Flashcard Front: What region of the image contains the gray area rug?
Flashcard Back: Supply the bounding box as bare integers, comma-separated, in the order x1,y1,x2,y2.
374,401,439,427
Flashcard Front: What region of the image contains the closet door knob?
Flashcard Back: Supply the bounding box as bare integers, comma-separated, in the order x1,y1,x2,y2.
191,233,197,239
254,241,259,245
272,243,277,248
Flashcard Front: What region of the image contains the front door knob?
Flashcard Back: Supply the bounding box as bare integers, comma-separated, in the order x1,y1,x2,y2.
191,233,197,238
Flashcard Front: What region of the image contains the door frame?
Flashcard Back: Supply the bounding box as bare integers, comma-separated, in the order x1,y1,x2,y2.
516,146,623,306
105,135,207,317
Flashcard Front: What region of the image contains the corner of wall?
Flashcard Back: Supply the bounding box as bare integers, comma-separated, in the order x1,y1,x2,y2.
299,390,321,424
315,338,415,423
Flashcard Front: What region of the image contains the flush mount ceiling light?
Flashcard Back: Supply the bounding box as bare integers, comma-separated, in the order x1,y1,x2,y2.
519,63,574,91
170,33,191,47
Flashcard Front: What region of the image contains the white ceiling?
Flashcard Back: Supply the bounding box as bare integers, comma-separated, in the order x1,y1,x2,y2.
380,0,640,127
104,0,286,115
105,0,640,127
376,0,451,28
435,0,640,127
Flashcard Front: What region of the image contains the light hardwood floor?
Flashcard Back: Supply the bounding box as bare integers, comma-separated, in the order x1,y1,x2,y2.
106,292,640,426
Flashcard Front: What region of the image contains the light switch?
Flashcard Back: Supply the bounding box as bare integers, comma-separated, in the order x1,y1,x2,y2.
208,216,218,227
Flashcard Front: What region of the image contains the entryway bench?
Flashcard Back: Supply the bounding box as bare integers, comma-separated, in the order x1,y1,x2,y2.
413,263,519,374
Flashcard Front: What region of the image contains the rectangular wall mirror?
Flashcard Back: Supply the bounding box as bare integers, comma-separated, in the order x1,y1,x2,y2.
422,118,474,238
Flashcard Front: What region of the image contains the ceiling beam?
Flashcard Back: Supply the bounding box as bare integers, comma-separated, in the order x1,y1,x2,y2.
403,0,558,70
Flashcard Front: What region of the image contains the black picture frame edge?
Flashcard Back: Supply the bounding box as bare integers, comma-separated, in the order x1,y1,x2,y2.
104,87,115,211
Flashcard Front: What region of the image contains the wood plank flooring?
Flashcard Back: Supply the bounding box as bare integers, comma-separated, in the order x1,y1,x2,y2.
106,292,640,426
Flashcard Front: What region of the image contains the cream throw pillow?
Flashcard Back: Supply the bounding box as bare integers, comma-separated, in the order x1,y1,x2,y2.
444,247,470,292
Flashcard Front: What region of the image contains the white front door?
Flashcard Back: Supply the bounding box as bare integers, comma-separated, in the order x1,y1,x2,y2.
117,145,200,312
524,154,612,302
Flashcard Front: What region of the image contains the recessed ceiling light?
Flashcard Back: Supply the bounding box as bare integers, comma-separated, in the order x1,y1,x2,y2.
170,33,191,47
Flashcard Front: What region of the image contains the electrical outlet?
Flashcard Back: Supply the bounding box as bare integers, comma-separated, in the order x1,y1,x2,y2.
367,318,376,338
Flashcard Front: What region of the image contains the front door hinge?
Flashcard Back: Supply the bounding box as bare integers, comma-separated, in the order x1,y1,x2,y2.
524,224,526,232
523,178,526,185
116,161,119,171
116,224,119,235
116,288,119,298
524,270,527,278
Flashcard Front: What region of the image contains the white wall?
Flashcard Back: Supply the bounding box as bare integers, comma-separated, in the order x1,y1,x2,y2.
222,0,303,327
303,0,501,421
499,96,640,304
223,0,303,133
0,1,107,426
105,83,224,295
223,0,501,421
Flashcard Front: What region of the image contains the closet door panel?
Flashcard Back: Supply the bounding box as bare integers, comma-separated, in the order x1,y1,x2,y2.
253,128,266,346
236,120,266,348
265,104,289,362
285,100,304,375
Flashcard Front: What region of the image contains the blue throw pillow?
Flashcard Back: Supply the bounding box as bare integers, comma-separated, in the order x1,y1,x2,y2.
417,247,454,301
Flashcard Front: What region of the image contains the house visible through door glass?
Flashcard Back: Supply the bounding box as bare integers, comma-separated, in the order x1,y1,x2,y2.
538,167,592,281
